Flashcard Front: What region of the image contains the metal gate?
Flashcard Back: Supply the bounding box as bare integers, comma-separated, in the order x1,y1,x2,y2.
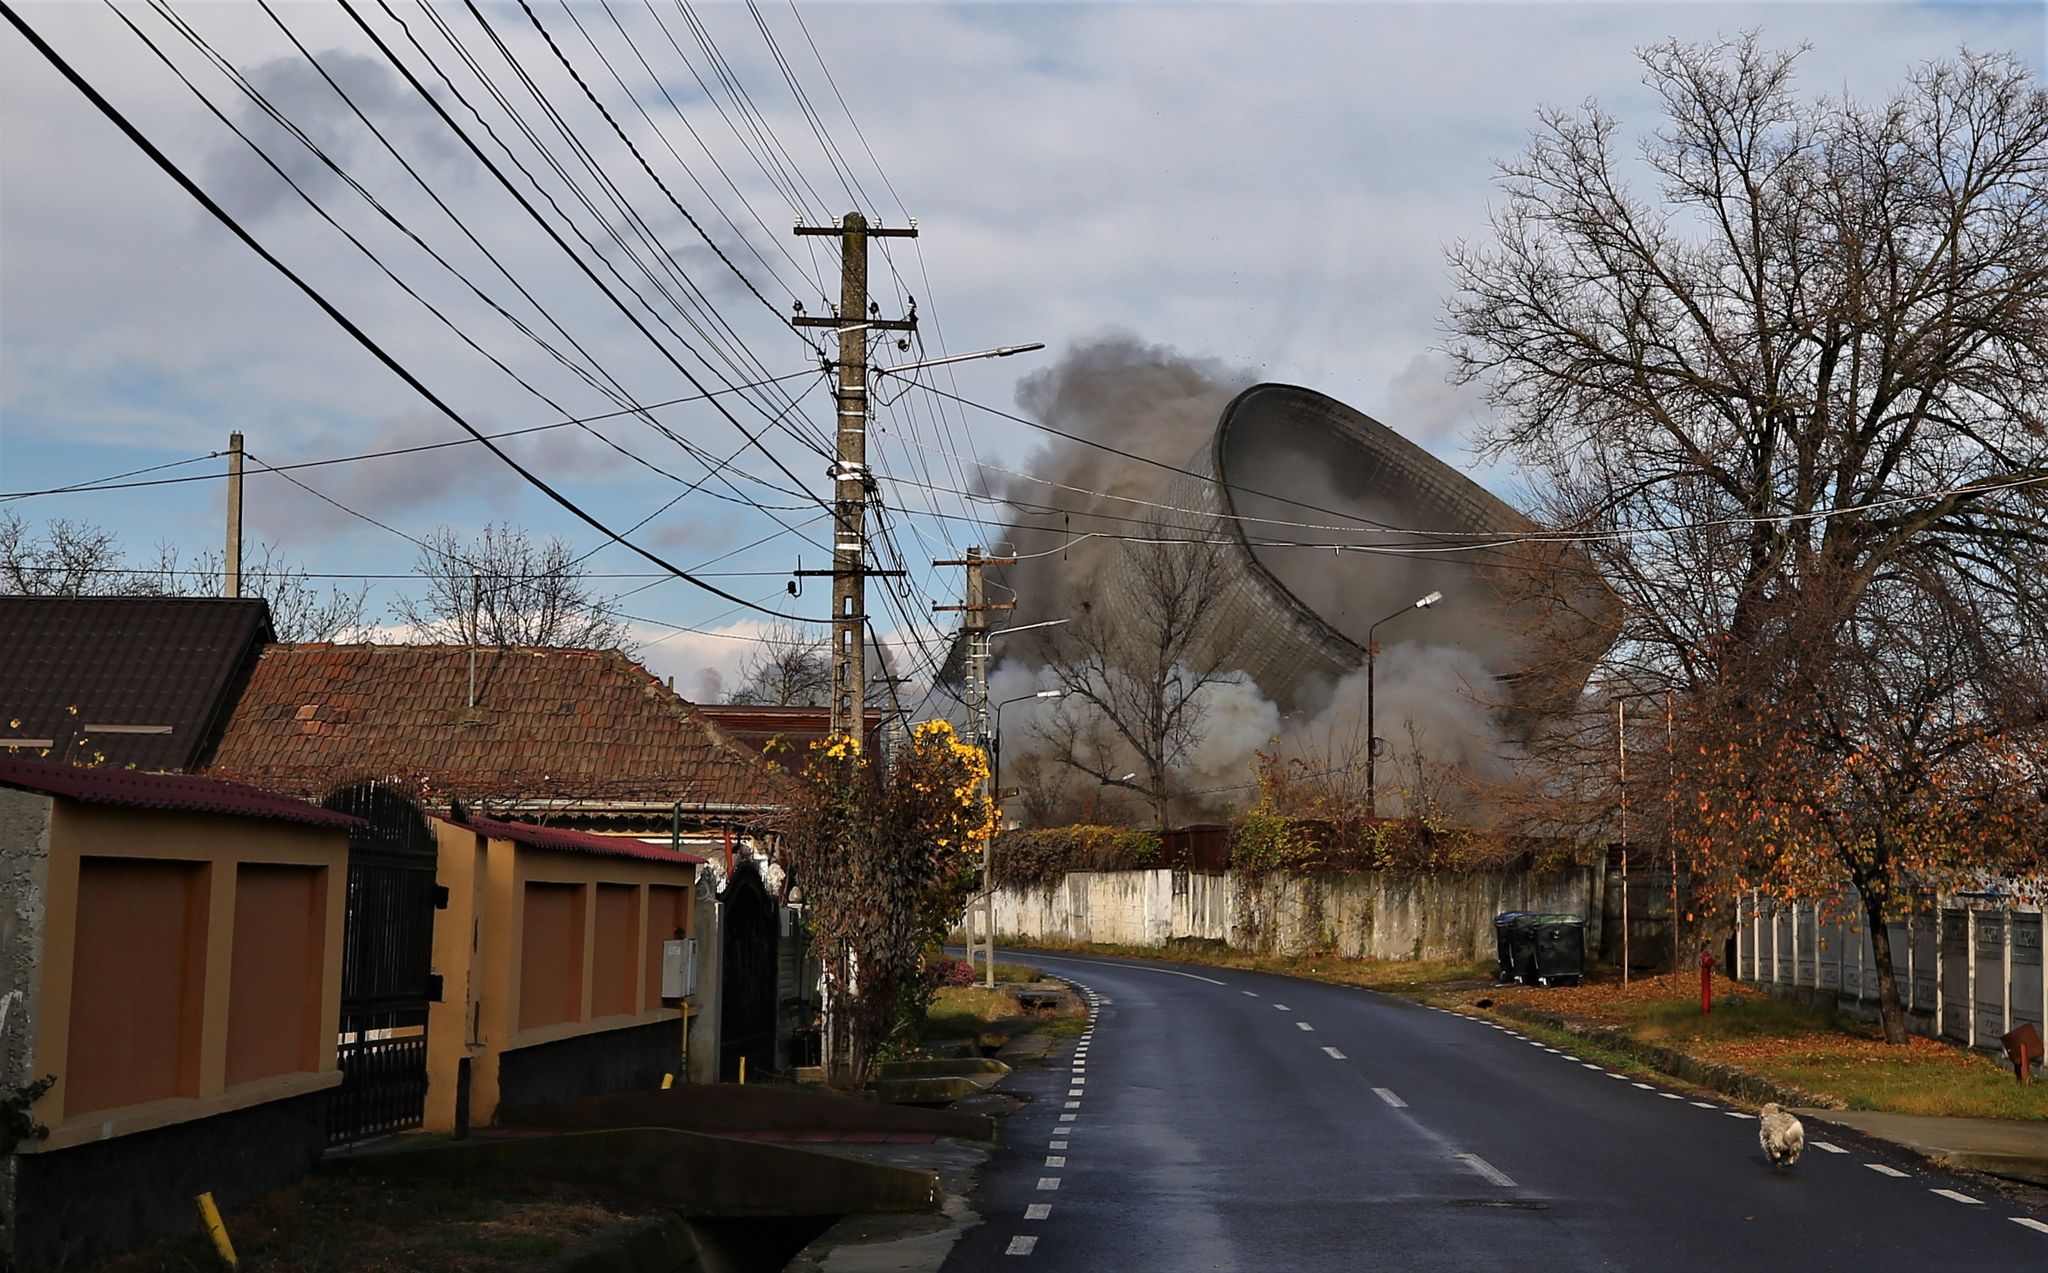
719,864,779,1081
323,782,438,1144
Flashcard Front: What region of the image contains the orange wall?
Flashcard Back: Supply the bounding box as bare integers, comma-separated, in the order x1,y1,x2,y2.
226,864,327,1086
65,858,209,1117
518,882,585,1031
591,884,637,1019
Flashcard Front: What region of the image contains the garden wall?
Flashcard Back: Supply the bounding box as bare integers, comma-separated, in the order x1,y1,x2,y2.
988,867,1599,961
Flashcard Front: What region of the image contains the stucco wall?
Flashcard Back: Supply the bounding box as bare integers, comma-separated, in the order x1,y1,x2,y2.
990,867,1598,961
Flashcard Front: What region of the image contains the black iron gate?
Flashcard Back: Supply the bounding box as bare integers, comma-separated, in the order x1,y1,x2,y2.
719,864,779,1081
323,782,438,1144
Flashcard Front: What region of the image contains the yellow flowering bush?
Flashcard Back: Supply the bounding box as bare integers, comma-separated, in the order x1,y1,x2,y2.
779,720,995,1086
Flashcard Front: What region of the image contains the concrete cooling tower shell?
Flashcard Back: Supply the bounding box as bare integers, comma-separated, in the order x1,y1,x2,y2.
1094,382,1614,725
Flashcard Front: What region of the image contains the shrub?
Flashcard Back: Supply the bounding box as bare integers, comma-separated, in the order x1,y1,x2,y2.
989,825,1164,889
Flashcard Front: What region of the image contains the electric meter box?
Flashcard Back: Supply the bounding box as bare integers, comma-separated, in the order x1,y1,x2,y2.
661,938,698,1000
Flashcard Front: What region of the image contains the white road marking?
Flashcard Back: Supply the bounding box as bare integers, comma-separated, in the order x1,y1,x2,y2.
1059,1113,1076,1122
1659,1093,1684,1100
1073,1077,1086,1084
1563,1055,1580,1061
1025,1204,1051,1221
1046,1156,1066,1167
1296,1021,1315,1031
1068,1089,1084,1097
1049,1141,1067,1150
1690,1102,1718,1109
1582,1063,1602,1070
1273,1003,1292,1011
1006,1236,1038,1255
1813,1141,1847,1153
1322,1047,1347,1059
1037,1177,1061,1190
1930,1189,1980,1205
1726,1112,1757,1119
1456,1154,1517,1188
1373,1088,1407,1108
1243,990,1259,997
2011,1217,2048,1234
1028,952,1227,984
1631,1082,1655,1090
1865,1163,1908,1177
1065,1101,1081,1109
1608,1073,1629,1080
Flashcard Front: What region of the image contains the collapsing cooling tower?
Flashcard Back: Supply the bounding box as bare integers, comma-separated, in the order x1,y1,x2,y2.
1093,383,1615,729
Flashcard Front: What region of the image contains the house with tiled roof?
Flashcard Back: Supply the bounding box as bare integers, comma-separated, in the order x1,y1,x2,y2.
0,595,273,770
205,643,792,831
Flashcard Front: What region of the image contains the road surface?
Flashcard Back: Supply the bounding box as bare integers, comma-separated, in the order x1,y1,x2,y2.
942,950,2048,1271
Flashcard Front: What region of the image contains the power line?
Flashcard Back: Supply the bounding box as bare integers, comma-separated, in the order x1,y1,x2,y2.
0,0,817,622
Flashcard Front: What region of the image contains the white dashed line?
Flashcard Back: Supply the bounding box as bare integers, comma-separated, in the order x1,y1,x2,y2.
1455,1153,1517,1188
2012,1217,2048,1234
1582,1063,1602,1070
1373,1088,1407,1108
1690,1101,1718,1109
1813,1141,1847,1153
1296,1021,1315,1031
1726,1111,1757,1119
1064,1101,1081,1109
1659,1092,1684,1100
1273,1003,1292,1011
1006,1236,1038,1255
1322,1046,1347,1059
1025,1204,1051,1221
1242,990,1259,997
1930,1189,1980,1205
1073,1076,1086,1084
1563,1055,1580,1061
1631,1082,1655,1090
1543,1048,1561,1054
1037,1177,1061,1191
1865,1163,1908,1177
1046,1156,1066,1167
1049,1141,1067,1150
1068,1089,1084,1097
1059,1114,1076,1122
1608,1073,1629,1080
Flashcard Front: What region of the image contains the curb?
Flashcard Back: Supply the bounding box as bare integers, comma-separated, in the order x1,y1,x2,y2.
1486,1001,1840,1110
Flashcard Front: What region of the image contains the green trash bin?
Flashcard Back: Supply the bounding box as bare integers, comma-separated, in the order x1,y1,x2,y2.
1492,912,1530,983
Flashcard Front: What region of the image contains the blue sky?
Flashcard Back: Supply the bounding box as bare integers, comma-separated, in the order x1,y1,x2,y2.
3,1,2043,695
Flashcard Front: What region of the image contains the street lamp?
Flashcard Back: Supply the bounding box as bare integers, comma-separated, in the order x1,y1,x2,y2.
971,687,1065,987
1366,590,1443,820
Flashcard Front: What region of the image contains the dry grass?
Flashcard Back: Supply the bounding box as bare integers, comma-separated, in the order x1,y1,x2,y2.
1450,970,2048,1120
86,1174,650,1272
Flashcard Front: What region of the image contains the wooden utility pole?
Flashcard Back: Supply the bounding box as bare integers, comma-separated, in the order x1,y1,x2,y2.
223,431,245,598
934,549,1016,986
793,212,917,738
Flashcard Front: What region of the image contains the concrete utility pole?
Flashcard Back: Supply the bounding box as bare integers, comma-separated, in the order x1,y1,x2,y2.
223,431,244,598
793,212,917,739
934,548,1017,985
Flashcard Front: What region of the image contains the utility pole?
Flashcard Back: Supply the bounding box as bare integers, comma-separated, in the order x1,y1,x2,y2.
223,431,244,598
934,548,1017,986
793,212,917,739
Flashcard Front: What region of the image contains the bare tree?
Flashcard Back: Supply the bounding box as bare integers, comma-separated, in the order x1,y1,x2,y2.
1448,37,2048,1040
1,511,367,641
391,522,631,650
1033,535,1235,828
730,623,831,706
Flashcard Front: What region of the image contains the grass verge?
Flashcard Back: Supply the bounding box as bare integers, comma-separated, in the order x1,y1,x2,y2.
1000,936,1491,994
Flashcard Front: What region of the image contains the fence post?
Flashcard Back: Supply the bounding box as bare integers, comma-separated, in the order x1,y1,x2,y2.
1966,908,1978,1049
1904,914,1914,1014
2002,908,2013,1037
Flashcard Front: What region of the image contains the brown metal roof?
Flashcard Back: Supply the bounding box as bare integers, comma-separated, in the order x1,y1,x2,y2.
0,756,362,829
206,644,791,813
440,810,707,865
0,596,274,771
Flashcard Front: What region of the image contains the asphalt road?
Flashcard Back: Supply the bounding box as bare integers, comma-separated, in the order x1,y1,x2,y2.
941,950,2048,1271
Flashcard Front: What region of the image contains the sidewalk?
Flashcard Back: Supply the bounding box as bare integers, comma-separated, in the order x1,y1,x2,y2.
1795,1109,2048,1188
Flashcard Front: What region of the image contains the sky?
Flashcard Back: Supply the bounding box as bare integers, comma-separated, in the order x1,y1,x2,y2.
3,0,2043,701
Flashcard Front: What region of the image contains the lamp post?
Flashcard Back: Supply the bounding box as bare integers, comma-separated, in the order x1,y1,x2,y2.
976,688,1065,986
1366,590,1443,820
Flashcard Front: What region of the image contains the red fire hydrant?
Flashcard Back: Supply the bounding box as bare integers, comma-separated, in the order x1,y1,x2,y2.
1700,946,1715,1016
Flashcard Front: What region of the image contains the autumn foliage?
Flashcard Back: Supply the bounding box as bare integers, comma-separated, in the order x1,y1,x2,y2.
778,721,994,1086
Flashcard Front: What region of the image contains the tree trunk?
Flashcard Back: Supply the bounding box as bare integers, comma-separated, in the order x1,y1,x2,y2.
1863,893,1909,1045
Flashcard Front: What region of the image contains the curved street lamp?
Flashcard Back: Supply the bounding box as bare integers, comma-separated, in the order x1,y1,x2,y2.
971,688,1065,987
1366,590,1443,819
